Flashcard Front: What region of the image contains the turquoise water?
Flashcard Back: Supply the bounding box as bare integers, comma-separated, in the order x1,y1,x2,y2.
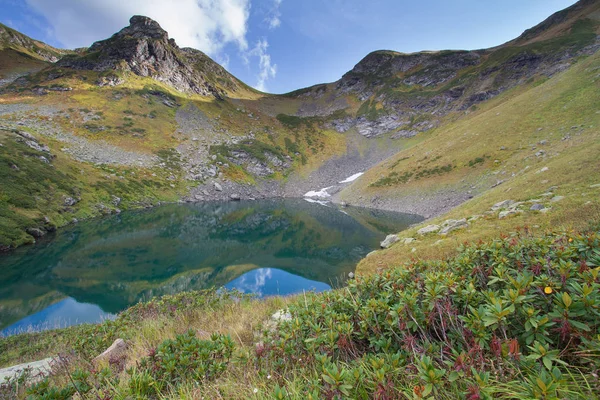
0,199,422,335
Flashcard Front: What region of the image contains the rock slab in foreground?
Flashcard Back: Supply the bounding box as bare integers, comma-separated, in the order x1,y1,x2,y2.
380,234,400,248
0,357,54,383
93,338,127,364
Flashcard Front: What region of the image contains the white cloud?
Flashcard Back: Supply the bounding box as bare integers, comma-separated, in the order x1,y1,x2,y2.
247,39,277,92
25,0,250,55
265,0,282,30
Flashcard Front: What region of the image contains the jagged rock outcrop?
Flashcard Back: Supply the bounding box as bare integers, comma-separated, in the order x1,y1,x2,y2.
57,16,240,98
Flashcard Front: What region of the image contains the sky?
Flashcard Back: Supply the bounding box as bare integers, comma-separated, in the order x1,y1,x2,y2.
0,0,579,94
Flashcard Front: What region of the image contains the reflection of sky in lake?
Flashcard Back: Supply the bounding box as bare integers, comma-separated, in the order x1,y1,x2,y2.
225,268,330,297
0,298,115,337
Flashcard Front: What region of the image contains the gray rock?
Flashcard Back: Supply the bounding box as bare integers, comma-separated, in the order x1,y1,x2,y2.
550,195,565,203
530,203,545,211
230,193,241,201
0,358,55,383
380,234,400,248
213,182,223,191
499,210,518,219
417,224,440,235
26,227,45,238
63,196,77,206
15,130,36,141
491,200,515,211
439,218,468,235
111,195,121,206
93,338,127,364
402,237,416,244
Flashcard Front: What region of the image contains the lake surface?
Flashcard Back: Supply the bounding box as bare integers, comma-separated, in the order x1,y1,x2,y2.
0,199,422,335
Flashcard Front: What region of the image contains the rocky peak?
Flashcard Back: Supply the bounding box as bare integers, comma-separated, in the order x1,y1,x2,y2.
56,15,240,98
89,16,171,51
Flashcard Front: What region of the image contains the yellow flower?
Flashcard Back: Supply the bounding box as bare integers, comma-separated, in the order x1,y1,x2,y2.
544,286,553,294
568,238,573,242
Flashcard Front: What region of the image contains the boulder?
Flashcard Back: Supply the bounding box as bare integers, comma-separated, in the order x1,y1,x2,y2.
26,227,45,238
417,225,440,235
230,193,241,201
530,203,545,211
213,182,223,191
499,209,518,219
439,219,468,235
402,237,416,245
0,358,55,383
63,196,77,206
550,196,565,203
93,339,127,364
491,200,515,211
380,234,400,248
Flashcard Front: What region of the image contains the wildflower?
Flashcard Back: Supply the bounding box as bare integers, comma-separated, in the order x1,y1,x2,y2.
544,286,553,294
267,375,272,379
568,238,573,242
253,388,258,394
413,385,425,397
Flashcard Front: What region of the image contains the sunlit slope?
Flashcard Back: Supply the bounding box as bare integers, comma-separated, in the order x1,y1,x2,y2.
352,50,600,273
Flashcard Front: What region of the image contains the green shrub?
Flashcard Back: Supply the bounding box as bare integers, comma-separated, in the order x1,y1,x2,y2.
258,229,600,398
132,330,235,395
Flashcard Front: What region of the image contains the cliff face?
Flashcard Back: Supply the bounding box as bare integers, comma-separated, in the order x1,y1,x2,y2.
57,16,244,98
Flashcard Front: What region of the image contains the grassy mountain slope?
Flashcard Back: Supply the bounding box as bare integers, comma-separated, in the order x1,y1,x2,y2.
0,23,69,85
270,0,600,140
351,49,600,274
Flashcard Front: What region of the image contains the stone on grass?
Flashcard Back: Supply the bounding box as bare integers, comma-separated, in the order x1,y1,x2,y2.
26,227,45,238
530,203,545,211
417,225,440,235
439,219,468,235
491,200,515,211
0,358,54,384
380,234,400,248
93,339,127,365
499,209,519,219
550,196,565,203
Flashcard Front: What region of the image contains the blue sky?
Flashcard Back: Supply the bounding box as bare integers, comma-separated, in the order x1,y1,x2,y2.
0,0,578,94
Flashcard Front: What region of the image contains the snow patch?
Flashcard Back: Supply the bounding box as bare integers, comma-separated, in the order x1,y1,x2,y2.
339,172,364,184
304,198,330,206
304,186,332,198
